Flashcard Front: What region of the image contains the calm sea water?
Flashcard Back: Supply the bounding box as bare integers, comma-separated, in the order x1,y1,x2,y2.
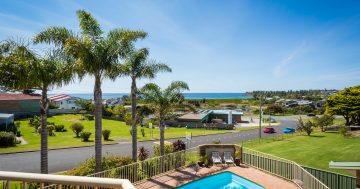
65,93,252,100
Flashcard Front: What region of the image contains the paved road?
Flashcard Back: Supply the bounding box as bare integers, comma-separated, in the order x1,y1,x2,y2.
0,119,296,173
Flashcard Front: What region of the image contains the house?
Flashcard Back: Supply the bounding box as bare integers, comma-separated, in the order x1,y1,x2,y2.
177,109,243,126
0,94,41,117
49,94,81,109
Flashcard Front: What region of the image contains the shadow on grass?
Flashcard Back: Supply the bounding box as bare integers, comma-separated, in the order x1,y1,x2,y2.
308,135,325,138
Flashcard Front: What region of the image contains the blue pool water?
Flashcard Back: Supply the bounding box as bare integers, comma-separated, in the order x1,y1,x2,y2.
177,172,265,189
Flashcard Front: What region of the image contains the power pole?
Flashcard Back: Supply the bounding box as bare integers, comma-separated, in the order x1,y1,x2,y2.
259,95,262,139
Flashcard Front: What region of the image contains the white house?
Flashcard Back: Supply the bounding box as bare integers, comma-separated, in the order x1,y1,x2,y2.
49,94,81,109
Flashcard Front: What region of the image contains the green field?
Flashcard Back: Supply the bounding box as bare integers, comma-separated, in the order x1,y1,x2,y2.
242,132,360,175
0,114,257,153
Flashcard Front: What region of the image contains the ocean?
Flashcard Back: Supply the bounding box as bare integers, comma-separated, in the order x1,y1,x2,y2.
64,93,252,100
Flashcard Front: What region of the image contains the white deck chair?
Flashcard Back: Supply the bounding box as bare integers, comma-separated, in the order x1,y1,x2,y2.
224,151,234,165
211,151,222,165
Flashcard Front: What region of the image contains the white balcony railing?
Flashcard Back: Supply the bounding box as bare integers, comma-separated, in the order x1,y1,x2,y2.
0,171,135,189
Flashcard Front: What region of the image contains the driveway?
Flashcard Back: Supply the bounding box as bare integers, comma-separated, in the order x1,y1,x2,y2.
0,119,296,173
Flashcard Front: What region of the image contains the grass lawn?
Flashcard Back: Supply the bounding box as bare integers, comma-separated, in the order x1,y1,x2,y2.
242,132,360,175
0,114,257,153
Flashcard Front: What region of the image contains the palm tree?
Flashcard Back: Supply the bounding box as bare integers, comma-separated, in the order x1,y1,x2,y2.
33,10,147,172
0,40,74,174
140,81,190,156
120,48,171,161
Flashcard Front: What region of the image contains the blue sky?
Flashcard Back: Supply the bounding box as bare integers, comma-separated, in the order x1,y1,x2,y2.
0,0,360,93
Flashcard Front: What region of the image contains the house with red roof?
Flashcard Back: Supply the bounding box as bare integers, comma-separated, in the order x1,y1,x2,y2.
49,94,81,109
0,94,41,116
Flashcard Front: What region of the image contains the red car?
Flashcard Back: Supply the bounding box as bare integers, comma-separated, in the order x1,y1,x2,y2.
263,127,275,133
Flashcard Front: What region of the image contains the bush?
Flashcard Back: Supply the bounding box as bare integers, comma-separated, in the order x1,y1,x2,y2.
141,128,145,137
172,139,186,152
212,140,221,144
153,141,173,156
47,125,56,136
339,126,349,137
297,119,314,136
84,114,94,120
0,132,17,147
138,146,149,161
80,132,92,142
66,156,133,176
102,129,111,141
124,112,132,126
71,123,84,138
55,125,65,132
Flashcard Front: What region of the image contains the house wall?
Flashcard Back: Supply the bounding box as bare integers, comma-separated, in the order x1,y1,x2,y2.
210,114,242,123
0,100,40,117
55,99,81,109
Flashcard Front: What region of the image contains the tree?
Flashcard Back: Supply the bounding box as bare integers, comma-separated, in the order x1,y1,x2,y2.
265,104,284,114
118,48,171,161
33,10,146,172
140,81,191,156
297,118,314,136
326,85,360,126
0,40,73,174
313,114,334,132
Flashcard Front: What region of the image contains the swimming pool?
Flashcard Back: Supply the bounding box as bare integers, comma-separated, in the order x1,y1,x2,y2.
177,172,265,189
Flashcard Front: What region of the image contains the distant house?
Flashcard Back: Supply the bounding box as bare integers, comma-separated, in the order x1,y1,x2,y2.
0,94,41,117
177,109,243,126
49,94,81,109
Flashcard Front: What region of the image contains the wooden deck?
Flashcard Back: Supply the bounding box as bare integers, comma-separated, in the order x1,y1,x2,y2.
135,164,299,189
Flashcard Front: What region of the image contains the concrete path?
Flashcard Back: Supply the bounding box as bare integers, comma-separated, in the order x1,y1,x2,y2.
0,119,296,173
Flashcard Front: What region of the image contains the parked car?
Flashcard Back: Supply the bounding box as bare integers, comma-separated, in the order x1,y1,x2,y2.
263,127,275,133
307,113,316,117
283,127,295,133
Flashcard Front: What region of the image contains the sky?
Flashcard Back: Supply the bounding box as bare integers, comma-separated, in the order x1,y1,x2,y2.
0,0,360,93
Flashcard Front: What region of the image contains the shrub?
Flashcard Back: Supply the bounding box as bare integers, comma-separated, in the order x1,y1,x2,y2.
71,123,84,138
0,132,17,147
102,129,111,141
339,126,349,137
172,139,186,152
212,140,221,144
314,114,334,132
84,114,94,120
297,119,314,136
153,141,173,156
55,125,65,132
141,128,145,137
124,112,132,126
66,155,133,176
28,116,41,132
47,125,56,136
138,146,149,161
80,132,92,142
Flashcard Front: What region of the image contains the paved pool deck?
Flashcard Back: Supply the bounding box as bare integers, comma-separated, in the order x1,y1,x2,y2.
134,164,298,189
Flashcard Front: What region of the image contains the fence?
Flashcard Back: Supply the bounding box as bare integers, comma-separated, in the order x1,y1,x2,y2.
303,166,356,189
242,147,329,189
240,132,302,147
40,148,198,189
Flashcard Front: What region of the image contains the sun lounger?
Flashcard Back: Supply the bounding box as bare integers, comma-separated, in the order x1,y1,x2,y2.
224,151,234,164
212,151,222,164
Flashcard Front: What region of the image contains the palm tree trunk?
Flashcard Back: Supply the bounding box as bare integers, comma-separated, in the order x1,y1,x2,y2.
94,75,103,173
40,88,48,174
159,114,165,156
131,78,137,161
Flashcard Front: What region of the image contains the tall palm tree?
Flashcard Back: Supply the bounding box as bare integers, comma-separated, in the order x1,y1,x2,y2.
33,10,147,172
0,40,74,174
140,81,190,156
120,48,171,161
